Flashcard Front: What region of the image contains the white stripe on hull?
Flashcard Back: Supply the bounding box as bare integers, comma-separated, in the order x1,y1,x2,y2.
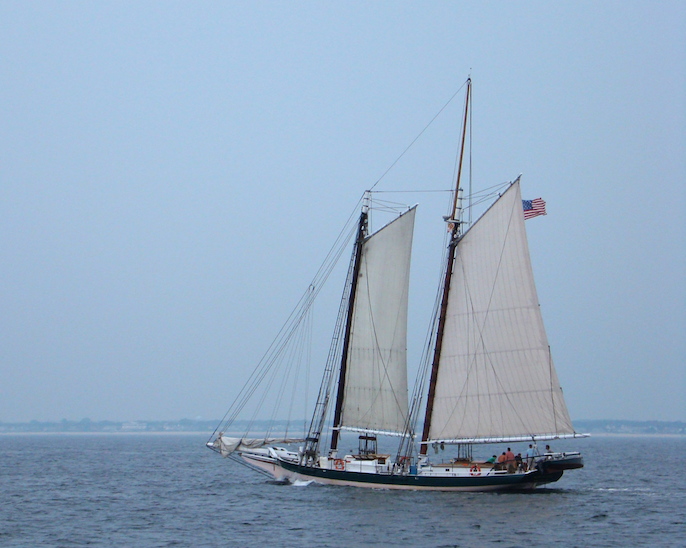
240,453,289,480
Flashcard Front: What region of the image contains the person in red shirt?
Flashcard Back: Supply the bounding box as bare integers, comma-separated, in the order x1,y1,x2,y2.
505,447,516,473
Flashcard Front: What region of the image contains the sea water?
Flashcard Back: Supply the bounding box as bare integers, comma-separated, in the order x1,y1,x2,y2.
1,434,684,547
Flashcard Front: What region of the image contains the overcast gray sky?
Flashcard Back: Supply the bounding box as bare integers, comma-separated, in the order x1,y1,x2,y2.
1,1,684,423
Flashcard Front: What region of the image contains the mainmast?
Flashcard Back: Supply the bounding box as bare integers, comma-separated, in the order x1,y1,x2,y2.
330,197,369,452
420,78,471,455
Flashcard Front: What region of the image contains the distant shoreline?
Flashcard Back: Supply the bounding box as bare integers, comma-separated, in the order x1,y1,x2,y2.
1,419,683,436
1,431,684,439
0,431,212,436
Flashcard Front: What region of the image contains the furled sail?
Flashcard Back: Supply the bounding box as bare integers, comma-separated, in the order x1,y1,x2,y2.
428,181,575,443
339,207,416,435
213,436,305,457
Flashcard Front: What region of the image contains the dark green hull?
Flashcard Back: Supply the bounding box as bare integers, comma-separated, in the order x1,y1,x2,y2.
277,458,564,492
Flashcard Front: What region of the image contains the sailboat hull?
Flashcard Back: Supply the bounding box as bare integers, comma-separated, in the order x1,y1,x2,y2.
239,452,287,479
537,453,584,473
268,457,564,492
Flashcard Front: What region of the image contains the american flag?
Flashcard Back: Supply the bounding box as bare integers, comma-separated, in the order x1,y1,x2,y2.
522,198,546,220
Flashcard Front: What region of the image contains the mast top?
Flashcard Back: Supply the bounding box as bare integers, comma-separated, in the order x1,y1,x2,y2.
362,191,370,214
448,78,471,235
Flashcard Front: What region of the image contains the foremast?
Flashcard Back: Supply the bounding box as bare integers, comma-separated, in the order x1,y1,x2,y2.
330,202,369,452
303,189,419,465
301,198,369,464
420,78,471,456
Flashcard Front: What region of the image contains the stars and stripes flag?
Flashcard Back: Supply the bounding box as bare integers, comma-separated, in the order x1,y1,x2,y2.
522,198,546,220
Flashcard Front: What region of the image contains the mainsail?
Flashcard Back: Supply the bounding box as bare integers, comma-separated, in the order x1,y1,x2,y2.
427,180,575,443
339,207,416,436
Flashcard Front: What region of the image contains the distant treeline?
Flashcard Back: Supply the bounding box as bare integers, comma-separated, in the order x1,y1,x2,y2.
0,418,294,434
573,420,685,435
1,418,684,435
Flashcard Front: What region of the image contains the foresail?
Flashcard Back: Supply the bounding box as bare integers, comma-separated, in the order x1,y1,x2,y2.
428,181,575,443
339,207,416,435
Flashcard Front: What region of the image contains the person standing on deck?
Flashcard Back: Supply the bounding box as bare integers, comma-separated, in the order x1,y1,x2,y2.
505,447,516,473
525,444,539,471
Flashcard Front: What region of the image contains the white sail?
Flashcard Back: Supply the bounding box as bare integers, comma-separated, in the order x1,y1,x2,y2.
428,180,575,443
339,207,416,435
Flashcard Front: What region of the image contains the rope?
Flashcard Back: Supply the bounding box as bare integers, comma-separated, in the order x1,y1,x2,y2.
369,80,469,191
208,198,363,445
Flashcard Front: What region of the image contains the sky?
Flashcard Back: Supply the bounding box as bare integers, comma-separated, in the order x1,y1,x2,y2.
1,1,684,424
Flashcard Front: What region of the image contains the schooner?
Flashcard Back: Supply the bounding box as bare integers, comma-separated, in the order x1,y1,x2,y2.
208,79,587,491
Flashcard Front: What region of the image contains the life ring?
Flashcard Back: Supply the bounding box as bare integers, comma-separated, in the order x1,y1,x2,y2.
334,459,345,471
469,464,481,477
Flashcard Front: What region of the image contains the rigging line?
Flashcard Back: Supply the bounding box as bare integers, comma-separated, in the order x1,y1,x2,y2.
304,305,313,433
310,196,365,282
406,301,439,434
211,217,359,439
369,198,410,207
401,277,443,454
469,82,473,226
304,230,362,453
355,256,408,426
435,186,526,438
224,285,317,427
462,189,533,435
449,89,467,221
235,210,358,398
289,307,312,429
369,80,469,191
266,304,312,437
372,210,416,425
407,203,454,442
465,182,511,202
286,305,312,438
279,320,303,438
418,184,467,439
549,345,558,433
472,182,510,194
462,184,511,211
368,198,416,212
260,302,314,435
227,227,355,429
482,191,546,435
211,283,322,437
371,189,453,194
403,278,442,450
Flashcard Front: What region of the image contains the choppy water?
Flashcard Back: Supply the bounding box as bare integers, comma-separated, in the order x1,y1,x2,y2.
1,434,684,546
